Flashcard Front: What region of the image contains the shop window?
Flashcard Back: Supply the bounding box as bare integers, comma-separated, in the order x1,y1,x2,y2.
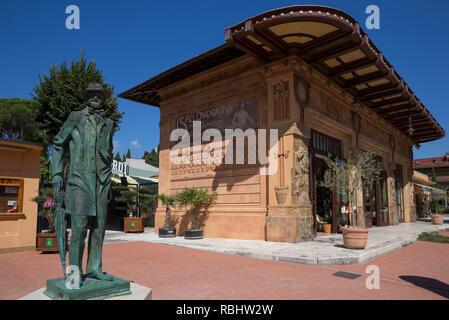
0,178,23,213
311,130,341,157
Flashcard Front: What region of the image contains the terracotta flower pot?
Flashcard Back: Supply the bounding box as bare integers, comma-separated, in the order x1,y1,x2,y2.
341,226,369,249
431,214,444,225
323,223,332,234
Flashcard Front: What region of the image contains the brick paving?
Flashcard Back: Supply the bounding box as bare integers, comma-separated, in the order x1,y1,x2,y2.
0,240,448,300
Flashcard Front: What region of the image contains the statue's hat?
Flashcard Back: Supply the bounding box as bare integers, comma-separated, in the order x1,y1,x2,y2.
82,83,112,100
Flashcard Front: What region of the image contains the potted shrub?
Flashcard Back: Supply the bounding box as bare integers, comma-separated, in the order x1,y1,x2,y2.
32,187,67,252
175,187,217,239
155,193,177,237
429,185,446,225
320,151,383,249
114,185,155,233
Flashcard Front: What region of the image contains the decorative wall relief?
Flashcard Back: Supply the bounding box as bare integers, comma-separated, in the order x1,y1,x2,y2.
352,111,361,148
274,186,289,205
273,81,289,121
291,145,310,206
293,75,310,124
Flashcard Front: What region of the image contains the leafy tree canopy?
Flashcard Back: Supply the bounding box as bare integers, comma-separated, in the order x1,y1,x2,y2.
32,50,124,144
114,152,122,162
0,98,46,143
143,147,159,167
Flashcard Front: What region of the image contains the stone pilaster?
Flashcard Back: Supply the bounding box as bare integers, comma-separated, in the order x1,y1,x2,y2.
266,122,314,242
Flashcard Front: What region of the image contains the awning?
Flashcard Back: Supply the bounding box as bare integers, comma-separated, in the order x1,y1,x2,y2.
414,183,445,195
118,5,444,143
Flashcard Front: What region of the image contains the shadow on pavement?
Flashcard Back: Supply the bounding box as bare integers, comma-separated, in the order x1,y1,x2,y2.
399,275,449,299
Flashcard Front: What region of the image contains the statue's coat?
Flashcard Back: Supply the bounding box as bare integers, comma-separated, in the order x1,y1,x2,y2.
52,107,114,217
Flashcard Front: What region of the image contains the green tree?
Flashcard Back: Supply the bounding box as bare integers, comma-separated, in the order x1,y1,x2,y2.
155,193,176,228
40,156,52,185
114,152,122,162
31,187,55,232
0,98,46,143
113,186,155,217
32,50,124,145
431,167,437,182
125,148,131,160
143,147,159,167
319,151,383,227
175,188,217,230
430,184,447,214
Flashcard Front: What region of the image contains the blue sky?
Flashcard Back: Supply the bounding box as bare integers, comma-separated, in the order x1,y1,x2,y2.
1,0,448,159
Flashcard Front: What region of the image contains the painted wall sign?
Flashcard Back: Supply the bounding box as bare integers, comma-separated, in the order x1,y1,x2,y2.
176,96,258,135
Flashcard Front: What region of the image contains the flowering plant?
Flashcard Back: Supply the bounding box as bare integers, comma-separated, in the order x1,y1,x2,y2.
32,187,56,232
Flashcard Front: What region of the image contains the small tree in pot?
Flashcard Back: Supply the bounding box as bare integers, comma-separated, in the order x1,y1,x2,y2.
175,187,217,239
114,185,155,232
32,187,66,251
429,185,447,224
155,193,177,237
320,151,382,249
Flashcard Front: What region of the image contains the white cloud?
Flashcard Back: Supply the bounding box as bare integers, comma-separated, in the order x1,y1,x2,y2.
130,140,142,148
113,140,120,152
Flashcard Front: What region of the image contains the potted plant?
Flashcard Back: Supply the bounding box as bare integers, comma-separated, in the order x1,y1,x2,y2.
429,185,446,225
155,193,177,237
114,185,155,233
32,187,67,252
175,187,217,239
320,151,383,249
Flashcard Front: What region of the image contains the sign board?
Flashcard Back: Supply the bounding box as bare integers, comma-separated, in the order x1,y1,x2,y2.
112,160,130,176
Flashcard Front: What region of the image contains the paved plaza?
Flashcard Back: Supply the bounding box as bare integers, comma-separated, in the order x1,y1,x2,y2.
104,217,449,265
0,218,448,300
0,235,448,300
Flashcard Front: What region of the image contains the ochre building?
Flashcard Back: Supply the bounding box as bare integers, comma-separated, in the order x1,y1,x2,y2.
120,5,445,242
0,139,42,252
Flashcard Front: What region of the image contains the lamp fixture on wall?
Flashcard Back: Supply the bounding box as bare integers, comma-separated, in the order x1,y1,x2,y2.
407,115,415,136
352,97,361,110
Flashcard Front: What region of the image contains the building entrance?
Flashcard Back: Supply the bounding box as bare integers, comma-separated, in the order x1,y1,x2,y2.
310,130,343,234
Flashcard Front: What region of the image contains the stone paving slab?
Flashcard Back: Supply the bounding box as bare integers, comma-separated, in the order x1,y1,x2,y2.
105,216,449,266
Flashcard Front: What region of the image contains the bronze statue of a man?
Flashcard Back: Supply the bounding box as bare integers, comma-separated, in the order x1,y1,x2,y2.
52,83,114,283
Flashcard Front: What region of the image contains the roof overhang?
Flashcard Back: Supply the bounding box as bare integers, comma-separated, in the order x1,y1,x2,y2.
0,139,43,152
119,5,445,143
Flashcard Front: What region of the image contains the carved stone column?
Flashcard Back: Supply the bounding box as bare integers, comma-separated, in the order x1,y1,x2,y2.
267,122,314,242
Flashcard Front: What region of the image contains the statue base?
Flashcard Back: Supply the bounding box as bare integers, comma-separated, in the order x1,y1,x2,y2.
43,275,131,300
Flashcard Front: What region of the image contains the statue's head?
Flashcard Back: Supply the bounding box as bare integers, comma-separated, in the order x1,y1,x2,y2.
82,83,111,111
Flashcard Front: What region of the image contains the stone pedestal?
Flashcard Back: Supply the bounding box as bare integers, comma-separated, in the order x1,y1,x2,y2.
266,206,314,242
20,282,152,300
43,275,131,300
